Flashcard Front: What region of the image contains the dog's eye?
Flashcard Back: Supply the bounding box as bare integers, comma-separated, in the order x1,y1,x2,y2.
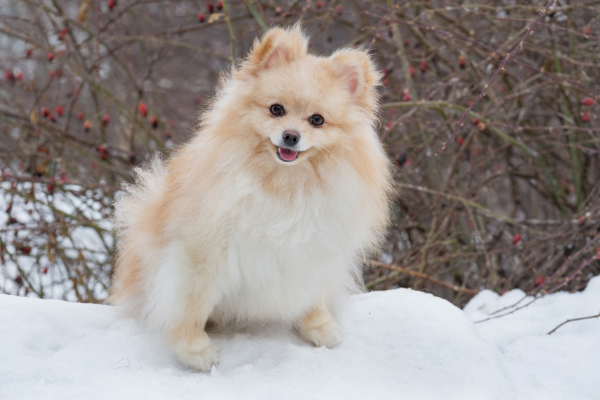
270,104,285,117
309,114,324,127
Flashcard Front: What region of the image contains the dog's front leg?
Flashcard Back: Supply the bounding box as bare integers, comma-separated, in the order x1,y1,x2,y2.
298,305,342,348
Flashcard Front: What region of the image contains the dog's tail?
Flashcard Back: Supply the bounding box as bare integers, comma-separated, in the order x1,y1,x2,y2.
109,156,168,306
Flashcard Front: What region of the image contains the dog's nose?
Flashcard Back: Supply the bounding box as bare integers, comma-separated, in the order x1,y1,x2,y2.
282,130,300,147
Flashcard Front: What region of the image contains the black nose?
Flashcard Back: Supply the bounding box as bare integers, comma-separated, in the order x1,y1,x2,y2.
282,130,300,147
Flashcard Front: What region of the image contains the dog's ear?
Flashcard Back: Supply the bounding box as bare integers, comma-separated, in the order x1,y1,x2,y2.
329,49,381,113
237,25,308,77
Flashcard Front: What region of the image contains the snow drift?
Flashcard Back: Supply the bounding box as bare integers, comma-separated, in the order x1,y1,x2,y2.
464,276,600,400
2,277,599,399
1,288,514,400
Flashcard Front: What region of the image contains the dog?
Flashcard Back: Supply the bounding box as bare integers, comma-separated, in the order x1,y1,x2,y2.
110,25,392,372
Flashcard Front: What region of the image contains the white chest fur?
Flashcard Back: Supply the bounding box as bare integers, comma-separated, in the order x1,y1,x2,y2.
208,166,371,324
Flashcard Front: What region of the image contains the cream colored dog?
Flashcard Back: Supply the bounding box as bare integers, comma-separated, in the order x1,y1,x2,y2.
111,26,392,372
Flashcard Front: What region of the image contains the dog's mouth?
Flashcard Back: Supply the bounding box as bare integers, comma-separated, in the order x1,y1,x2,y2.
276,146,300,162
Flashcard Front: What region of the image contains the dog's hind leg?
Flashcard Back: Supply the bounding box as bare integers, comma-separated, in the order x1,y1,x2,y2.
169,312,219,372
151,241,221,372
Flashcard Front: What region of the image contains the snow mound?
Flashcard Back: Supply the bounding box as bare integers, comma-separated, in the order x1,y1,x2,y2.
0,289,513,400
464,276,600,400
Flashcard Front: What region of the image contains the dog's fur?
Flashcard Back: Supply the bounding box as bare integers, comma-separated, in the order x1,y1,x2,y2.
110,26,392,372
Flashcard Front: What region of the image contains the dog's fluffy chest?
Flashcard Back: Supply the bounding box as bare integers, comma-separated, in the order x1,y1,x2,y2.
209,169,367,322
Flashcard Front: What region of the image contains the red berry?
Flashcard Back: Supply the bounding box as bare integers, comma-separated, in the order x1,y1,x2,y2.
408,65,415,78
41,107,50,117
107,0,116,10
47,53,55,62
316,1,323,8
4,71,14,81
20,246,32,255
43,266,49,274
77,112,84,121
84,119,92,131
149,116,158,129
582,111,590,123
102,114,110,127
581,97,595,106
471,118,479,125
595,248,600,260
402,89,411,102
26,48,33,57
59,169,68,183
275,6,283,15
456,137,465,146
58,27,68,41
534,275,545,286
198,12,205,22
55,105,63,117
217,0,223,10
16,71,23,80
583,25,591,36
207,1,213,13
458,54,466,69
419,59,429,72
513,234,521,245
98,145,107,160
336,4,343,12
138,102,147,117
48,113,56,122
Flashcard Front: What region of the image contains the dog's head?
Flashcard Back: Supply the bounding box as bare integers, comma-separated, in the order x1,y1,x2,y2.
227,26,381,165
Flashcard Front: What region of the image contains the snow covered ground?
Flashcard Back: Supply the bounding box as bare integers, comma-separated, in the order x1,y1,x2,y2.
464,277,600,400
1,278,599,399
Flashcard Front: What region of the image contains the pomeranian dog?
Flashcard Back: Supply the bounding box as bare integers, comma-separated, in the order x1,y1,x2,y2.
111,25,392,372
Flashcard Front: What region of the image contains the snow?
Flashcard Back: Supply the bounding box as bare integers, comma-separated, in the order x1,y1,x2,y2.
464,276,600,400
1,288,514,400
2,278,599,399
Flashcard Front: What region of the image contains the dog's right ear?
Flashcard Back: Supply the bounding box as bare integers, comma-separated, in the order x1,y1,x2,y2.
236,26,308,78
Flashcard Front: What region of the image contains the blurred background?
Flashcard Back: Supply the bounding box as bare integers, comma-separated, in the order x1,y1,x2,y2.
1,0,598,307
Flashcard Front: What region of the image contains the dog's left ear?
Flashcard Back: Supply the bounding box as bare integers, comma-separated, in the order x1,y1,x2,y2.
237,25,308,78
329,49,381,113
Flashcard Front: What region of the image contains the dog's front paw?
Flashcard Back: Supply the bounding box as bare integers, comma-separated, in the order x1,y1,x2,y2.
299,308,342,348
179,342,219,372
172,330,219,372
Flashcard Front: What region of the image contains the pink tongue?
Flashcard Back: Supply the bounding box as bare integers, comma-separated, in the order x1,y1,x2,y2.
279,148,299,161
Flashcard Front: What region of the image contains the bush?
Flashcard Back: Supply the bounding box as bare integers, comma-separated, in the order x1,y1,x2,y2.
1,0,599,305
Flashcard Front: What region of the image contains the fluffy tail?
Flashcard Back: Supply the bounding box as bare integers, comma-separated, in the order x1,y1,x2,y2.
110,156,168,306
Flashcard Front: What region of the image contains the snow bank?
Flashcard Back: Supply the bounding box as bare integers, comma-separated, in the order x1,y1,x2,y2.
0,289,514,400
464,276,600,400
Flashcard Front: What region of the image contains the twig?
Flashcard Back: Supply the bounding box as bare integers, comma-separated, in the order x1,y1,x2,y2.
222,0,236,63
475,254,599,324
434,0,558,156
365,260,479,295
547,312,600,335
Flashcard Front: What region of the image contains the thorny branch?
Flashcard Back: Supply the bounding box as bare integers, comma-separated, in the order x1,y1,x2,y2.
1,1,599,306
